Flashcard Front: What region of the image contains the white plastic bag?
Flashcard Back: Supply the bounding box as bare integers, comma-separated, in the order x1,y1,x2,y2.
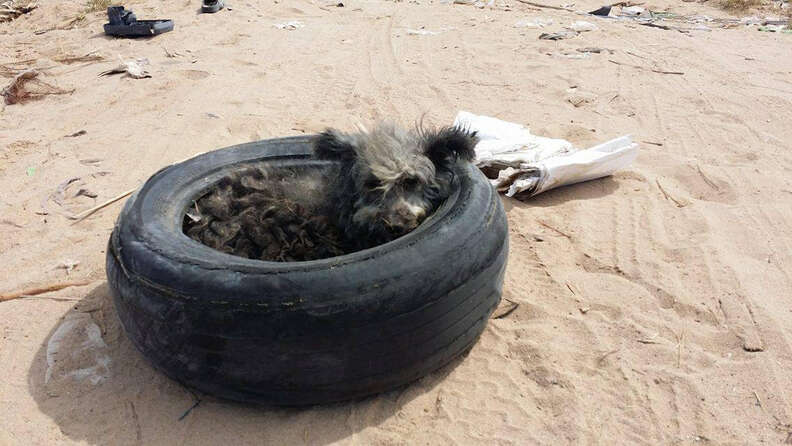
453,111,639,197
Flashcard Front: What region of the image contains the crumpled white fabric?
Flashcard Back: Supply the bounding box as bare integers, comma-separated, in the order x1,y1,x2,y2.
453,111,639,197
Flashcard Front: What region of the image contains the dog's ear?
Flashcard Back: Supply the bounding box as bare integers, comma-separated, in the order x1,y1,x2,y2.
314,129,358,161
423,126,478,167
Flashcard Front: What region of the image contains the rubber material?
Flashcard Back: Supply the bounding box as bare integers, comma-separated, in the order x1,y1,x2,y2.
104,20,173,37
106,136,509,406
201,0,224,13
104,6,173,37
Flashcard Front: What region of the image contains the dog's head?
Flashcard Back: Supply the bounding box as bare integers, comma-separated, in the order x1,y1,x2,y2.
314,122,478,242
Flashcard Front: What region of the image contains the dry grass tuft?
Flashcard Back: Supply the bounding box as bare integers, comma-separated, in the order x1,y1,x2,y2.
2,70,74,105
0,0,38,23
717,0,762,11
84,0,111,13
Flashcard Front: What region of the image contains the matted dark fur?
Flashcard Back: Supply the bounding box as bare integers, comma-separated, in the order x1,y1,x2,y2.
183,122,478,261
183,164,345,261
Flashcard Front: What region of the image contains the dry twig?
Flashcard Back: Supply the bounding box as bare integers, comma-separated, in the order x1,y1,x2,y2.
178,391,202,421
753,391,763,408
639,22,689,33
537,220,573,239
608,59,684,75
33,13,85,34
492,298,520,319
1,279,94,302
70,187,136,223
514,0,574,10
597,349,620,366
53,52,104,65
674,331,685,368
161,46,181,58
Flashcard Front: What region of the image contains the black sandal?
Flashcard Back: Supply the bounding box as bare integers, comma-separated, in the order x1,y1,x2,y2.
103,6,173,37
201,0,224,13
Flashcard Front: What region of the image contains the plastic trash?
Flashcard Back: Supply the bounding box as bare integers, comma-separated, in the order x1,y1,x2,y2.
763,18,790,25
98,57,151,79
453,111,639,197
407,28,440,35
740,16,762,25
620,6,645,16
757,24,789,32
589,5,611,16
569,20,598,32
273,21,304,30
514,17,554,28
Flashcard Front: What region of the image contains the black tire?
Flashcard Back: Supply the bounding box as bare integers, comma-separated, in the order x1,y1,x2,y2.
106,136,509,406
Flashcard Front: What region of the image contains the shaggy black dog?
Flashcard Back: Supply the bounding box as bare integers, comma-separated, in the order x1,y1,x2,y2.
314,123,478,251
184,123,478,261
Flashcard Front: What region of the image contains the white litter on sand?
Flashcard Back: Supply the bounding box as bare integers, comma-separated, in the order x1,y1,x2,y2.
513,17,554,28
98,57,151,79
454,111,639,197
407,28,440,35
621,6,646,16
568,20,598,32
274,21,304,30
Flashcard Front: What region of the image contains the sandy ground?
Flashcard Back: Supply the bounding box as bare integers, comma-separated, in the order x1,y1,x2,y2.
2,0,792,444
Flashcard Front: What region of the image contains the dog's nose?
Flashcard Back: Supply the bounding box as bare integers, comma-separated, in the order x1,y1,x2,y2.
388,223,407,235
388,210,419,234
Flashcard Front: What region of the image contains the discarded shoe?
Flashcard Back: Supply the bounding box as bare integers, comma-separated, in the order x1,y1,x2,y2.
103,6,173,37
202,0,224,13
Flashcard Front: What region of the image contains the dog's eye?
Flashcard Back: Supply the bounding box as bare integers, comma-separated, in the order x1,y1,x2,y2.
401,177,419,189
364,178,380,189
